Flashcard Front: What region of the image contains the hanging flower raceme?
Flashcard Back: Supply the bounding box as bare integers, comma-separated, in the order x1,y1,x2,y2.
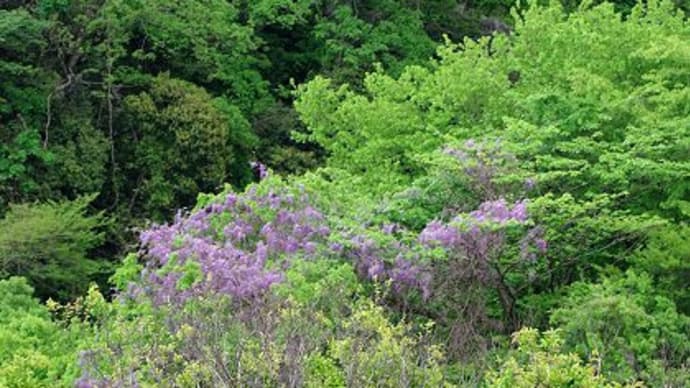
137,186,332,305
342,224,433,301
135,183,439,306
419,198,546,262
442,140,520,199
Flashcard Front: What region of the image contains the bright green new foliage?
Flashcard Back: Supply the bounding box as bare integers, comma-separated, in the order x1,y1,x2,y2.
487,327,621,388
0,195,108,300
1,1,689,387
0,277,85,387
632,225,690,314
551,271,690,386
296,0,690,220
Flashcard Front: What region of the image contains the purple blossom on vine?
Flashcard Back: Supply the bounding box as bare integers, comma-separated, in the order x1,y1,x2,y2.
469,198,529,224
250,161,268,180
420,198,546,265
136,186,433,305
137,187,333,304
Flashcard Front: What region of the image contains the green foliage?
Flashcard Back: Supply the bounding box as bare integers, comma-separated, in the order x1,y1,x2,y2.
0,129,52,207
632,225,690,314
295,1,690,349
312,0,436,84
296,0,690,220
0,9,54,207
119,73,256,220
329,298,448,387
116,0,271,112
276,258,361,321
0,0,530,300
253,102,324,175
1,0,690,386
77,255,448,386
303,353,346,387
551,271,690,386
108,253,142,291
0,277,83,387
0,195,108,300
487,327,621,387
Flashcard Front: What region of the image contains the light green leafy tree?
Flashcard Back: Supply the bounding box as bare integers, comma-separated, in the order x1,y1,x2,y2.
296,0,690,220
0,277,86,387
487,327,627,387
551,271,690,386
0,195,108,300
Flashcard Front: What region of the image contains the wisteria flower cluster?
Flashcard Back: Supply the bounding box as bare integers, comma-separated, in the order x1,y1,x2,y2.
136,183,432,305
133,176,546,334
420,198,546,262
344,227,433,300
415,197,548,352
137,186,331,304
442,139,520,200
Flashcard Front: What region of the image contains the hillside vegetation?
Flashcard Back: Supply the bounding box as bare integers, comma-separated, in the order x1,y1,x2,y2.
0,0,689,386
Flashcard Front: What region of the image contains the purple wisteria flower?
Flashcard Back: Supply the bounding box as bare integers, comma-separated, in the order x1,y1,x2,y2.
420,198,547,264
135,183,439,305
524,177,536,190
137,186,333,305
343,224,434,300
468,198,529,224
250,161,269,180
442,140,522,200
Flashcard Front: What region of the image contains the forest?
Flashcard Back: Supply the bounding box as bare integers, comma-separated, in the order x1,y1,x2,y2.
0,0,689,386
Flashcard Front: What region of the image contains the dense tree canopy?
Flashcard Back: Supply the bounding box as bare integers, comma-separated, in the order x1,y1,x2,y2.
1,0,524,265
0,0,689,386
